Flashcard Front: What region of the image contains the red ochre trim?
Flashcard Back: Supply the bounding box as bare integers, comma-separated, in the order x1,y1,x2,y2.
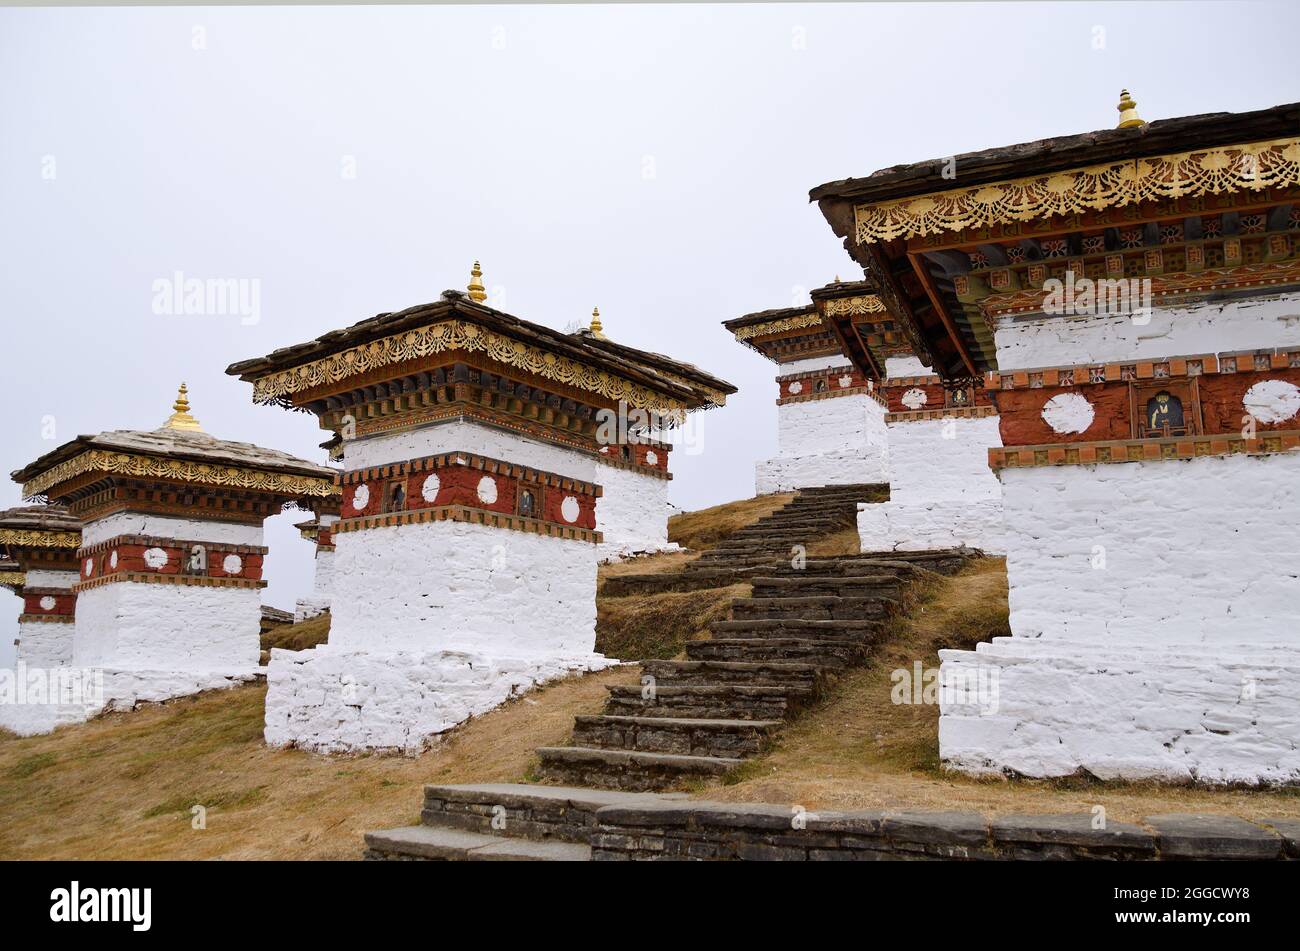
75,536,266,585
340,450,601,532
989,430,1300,471
74,572,267,593
986,350,1300,391
335,504,602,544
993,366,1300,447
886,405,999,424
21,590,75,617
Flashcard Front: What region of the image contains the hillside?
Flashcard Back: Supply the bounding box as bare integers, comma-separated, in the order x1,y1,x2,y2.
4,496,1298,860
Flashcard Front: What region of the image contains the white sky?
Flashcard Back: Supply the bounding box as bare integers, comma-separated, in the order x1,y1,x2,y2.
2,2,1297,663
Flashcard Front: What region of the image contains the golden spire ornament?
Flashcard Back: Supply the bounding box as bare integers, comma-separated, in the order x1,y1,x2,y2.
163,382,203,432
467,261,487,302
589,306,606,339
1116,89,1145,129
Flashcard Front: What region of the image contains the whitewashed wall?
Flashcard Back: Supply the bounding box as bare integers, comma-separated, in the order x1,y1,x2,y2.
993,294,1300,371
328,518,597,655
83,512,263,547
268,421,612,753
941,291,1300,784
858,414,1004,553
757,394,888,493
594,462,673,561
75,582,262,671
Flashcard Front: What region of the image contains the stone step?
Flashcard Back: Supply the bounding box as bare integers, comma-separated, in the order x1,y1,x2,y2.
687,637,869,668
709,617,885,641
731,595,898,621
729,523,841,537
640,658,824,689
751,573,905,592
571,714,782,757
418,782,683,843
605,683,815,720
536,746,742,792
364,825,591,861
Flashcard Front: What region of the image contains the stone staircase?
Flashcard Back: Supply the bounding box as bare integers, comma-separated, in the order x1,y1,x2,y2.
601,483,888,596
537,549,979,791
364,783,685,861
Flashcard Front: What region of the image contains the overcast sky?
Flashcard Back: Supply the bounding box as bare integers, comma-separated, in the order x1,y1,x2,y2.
2,2,1297,662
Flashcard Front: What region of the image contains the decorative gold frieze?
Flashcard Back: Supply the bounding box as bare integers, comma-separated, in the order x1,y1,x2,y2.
22,450,338,501
0,529,81,549
732,313,824,340
854,138,1300,244
820,295,888,317
0,570,27,589
249,319,714,417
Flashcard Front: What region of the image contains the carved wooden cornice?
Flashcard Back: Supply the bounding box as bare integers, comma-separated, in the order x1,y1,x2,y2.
854,138,1300,244
249,319,715,416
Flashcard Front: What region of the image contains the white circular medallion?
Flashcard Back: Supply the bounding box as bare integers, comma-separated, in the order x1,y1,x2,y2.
787,380,803,395
901,387,928,410
109,550,118,570
560,496,581,524
143,547,169,570
222,554,243,575
39,595,56,612
476,476,499,505
421,473,441,503
1243,379,1300,424
645,450,658,466
839,375,854,388
351,484,370,511
84,558,94,576
1041,393,1095,434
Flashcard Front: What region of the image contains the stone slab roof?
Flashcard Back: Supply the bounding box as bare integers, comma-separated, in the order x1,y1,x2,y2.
721,304,817,333
0,504,80,533
227,290,734,409
810,101,1300,207
11,427,337,487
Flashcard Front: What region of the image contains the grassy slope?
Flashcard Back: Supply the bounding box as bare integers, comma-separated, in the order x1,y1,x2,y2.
666,492,795,551
0,669,637,860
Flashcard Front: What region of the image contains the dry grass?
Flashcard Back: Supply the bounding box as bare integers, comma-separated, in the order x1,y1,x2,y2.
667,492,795,551
805,527,861,558
261,613,331,653
700,558,1300,823
598,549,697,579
0,667,638,860
596,584,748,661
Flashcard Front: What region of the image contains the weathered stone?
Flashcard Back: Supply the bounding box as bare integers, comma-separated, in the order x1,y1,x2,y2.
1146,814,1283,860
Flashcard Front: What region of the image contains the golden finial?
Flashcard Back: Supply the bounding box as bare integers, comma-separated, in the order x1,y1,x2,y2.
467,261,487,302
589,306,606,339
1116,89,1145,129
834,275,842,283
163,382,203,432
